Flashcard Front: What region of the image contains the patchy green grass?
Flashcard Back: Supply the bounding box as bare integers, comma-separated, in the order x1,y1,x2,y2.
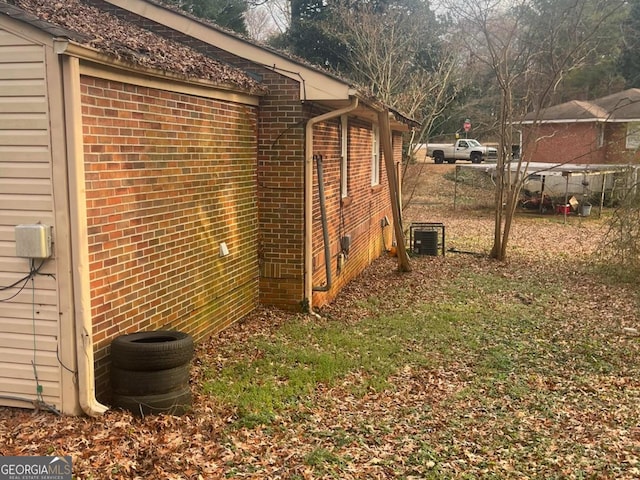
4,165,637,479
201,260,640,478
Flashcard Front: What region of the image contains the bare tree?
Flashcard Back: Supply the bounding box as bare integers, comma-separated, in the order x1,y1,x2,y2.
325,2,457,116
447,0,627,260
322,2,465,211
400,51,466,211
245,0,290,41
245,5,278,41
259,0,290,35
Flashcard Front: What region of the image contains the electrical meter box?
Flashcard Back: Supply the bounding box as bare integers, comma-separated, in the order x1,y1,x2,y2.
15,224,52,258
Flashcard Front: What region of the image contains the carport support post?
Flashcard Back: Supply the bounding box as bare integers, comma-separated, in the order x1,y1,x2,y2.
454,166,459,210
599,173,606,218
539,175,546,214
563,173,569,224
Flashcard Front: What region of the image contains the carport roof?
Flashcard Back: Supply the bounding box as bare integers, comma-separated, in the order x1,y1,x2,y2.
459,162,633,177
454,162,638,216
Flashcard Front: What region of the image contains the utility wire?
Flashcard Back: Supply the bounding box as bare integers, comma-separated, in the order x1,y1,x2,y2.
0,259,54,301
1,257,62,414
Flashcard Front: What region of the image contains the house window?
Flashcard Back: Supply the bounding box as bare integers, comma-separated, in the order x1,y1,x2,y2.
596,123,604,149
371,123,380,186
626,122,640,150
340,115,348,198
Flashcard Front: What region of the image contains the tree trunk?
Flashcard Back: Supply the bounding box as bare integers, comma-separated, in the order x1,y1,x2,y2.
378,110,411,272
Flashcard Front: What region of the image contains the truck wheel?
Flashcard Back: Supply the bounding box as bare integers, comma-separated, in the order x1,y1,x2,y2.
470,153,482,164
433,152,444,164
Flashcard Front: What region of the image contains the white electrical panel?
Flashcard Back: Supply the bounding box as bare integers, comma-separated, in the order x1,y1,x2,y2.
15,224,52,258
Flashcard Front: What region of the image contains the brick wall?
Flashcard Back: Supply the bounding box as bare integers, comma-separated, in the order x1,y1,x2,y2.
522,122,640,165
80,75,260,398
255,73,306,310
310,117,395,308
127,23,309,309
605,123,640,164
86,1,399,312
522,123,605,164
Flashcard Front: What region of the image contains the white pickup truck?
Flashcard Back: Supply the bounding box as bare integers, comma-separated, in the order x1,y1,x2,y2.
427,139,497,164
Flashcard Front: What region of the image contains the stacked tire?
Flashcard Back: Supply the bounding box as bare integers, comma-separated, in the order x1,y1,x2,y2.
110,330,194,416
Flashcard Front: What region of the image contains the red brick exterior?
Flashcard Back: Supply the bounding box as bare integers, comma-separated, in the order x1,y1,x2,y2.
310,117,396,309
80,76,260,397
255,73,306,310
78,3,403,399
522,122,640,164
604,123,640,164
87,2,400,310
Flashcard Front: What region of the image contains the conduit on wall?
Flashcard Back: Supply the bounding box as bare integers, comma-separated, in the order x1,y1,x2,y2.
312,154,331,293
304,97,359,312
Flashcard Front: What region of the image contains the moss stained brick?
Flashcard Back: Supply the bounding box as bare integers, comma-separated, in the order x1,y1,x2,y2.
80,75,259,397
309,117,395,308
83,2,404,314
86,3,402,312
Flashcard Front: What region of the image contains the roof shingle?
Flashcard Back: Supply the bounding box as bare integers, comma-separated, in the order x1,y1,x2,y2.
522,88,640,123
1,0,265,94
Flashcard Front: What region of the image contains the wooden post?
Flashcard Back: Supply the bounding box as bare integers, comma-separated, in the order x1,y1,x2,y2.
378,110,411,272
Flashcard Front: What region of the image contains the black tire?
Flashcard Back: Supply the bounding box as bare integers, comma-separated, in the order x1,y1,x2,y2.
433,152,445,164
112,386,192,416
470,152,482,164
111,363,191,396
111,331,194,371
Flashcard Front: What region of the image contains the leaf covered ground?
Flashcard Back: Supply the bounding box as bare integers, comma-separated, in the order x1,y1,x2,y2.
1,164,639,479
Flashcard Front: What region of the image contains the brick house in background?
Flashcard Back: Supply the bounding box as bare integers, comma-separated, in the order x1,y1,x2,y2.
0,0,415,415
520,89,640,164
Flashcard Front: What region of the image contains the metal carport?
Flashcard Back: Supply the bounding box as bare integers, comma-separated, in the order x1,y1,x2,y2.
454,162,638,219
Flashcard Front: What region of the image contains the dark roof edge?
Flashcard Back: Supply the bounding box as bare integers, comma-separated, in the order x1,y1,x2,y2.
0,1,90,42
137,0,353,86
122,0,419,126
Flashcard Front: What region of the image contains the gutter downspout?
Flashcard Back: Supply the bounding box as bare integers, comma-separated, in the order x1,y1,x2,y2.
312,154,331,292
58,44,108,416
304,97,359,312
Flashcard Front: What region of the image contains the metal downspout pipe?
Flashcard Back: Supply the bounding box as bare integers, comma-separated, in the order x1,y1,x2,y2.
313,154,331,292
60,50,108,416
304,97,359,313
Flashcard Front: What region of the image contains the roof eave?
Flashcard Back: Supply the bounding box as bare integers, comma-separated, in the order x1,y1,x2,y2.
520,118,606,125
104,0,352,101
102,0,419,129
56,38,264,100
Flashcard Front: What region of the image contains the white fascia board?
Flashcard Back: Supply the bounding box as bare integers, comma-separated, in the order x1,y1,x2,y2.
519,118,605,125
520,117,640,125
605,118,640,123
104,0,352,101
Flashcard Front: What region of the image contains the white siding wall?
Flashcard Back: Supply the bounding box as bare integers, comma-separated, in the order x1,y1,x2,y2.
0,28,61,409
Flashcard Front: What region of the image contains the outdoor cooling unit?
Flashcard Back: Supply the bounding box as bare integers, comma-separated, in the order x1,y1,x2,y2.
409,222,445,256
